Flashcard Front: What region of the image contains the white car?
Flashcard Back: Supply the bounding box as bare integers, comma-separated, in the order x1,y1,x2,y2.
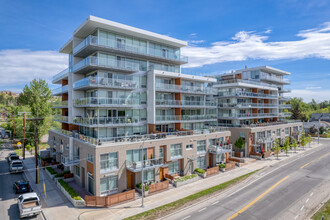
10,160,24,173
17,192,42,218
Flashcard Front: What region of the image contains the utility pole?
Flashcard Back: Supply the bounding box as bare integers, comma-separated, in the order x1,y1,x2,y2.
27,117,43,184
13,115,15,140
19,112,31,160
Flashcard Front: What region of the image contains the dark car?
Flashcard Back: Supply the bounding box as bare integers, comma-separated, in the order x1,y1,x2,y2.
13,180,32,194
8,155,20,163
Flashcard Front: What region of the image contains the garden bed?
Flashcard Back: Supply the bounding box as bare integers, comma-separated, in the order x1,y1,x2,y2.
194,168,206,178
172,174,199,187
57,179,85,207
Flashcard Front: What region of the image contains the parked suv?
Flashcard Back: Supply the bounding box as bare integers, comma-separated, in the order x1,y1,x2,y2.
13,180,32,194
8,154,20,163
10,160,24,173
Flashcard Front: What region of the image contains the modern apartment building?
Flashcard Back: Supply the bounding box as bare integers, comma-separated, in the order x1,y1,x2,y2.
213,66,303,155
49,16,231,196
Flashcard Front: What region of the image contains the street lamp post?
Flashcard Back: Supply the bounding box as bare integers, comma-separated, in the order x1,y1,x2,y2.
140,140,145,208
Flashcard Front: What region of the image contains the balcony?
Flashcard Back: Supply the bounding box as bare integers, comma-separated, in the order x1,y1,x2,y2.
218,103,278,108
218,113,278,119
53,115,68,123
279,88,291,93
52,85,68,96
279,104,291,109
73,35,188,65
73,97,145,107
155,83,217,94
215,79,278,88
279,112,291,117
61,155,80,166
155,99,217,108
260,73,291,84
156,115,181,122
73,116,145,127
209,144,232,154
279,96,291,101
52,100,68,108
126,158,166,172
218,91,278,99
156,114,217,123
52,68,69,84
72,56,142,74
73,76,139,90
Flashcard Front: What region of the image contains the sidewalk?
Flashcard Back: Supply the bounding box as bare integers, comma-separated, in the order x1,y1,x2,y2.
79,142,325,220
22,153,81,220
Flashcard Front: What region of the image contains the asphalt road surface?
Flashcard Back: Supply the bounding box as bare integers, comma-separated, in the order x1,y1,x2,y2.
0,141,43,220
164,139,330,220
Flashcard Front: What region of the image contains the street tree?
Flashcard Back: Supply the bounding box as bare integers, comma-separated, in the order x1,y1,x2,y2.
283,137,290,156
291,138,298,153
272,138,281,160
299,128,307,150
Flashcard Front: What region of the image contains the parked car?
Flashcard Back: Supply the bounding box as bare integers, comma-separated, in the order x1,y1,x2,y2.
13,180,32,194
10,160,24,173
8,154,20,163
7,152,17,162
17,192,42,218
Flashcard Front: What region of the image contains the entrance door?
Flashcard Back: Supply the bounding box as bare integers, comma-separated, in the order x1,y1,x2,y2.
160,168,163,181
127,172,134,189
88,173,94,195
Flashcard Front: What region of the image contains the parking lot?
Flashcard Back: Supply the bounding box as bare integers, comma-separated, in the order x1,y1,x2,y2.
0,141,43,220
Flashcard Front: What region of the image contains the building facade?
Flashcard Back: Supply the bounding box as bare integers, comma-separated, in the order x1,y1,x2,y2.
49,16,230,196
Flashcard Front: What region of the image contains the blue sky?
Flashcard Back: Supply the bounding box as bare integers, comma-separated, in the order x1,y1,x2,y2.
0,0,329,102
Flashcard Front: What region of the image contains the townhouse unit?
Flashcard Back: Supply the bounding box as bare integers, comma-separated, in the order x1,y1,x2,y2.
49,16,231,196
213,66,303,155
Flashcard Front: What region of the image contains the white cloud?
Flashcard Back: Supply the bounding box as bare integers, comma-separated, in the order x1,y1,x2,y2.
0,49,67,88
182,22,330,68
290,89,330,102
305,86,322,90
188,40,206,46
190,33,197,36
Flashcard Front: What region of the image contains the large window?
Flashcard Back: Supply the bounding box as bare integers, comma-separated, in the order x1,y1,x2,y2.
143,169,155,182
197,156,206,169
126,149,147,164
276,129,281,137
100,152,118,173
251,70,260,79
197,140,206,154
87,154,94,163
285,128,289,136
168,160,180,174
170,144,182,159
74,166,80,177
100,175,118,195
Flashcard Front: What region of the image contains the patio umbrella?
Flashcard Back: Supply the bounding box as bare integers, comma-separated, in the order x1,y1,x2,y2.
227,139,230,145
220,141,223,147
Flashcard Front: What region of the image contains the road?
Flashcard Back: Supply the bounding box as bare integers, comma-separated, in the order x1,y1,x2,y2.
0,141,42,220
164,139,330,220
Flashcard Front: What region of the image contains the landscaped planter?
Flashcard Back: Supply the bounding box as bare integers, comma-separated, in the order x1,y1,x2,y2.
194,171,206,178
135,187,149,196
219,168,226,172
56,180,85,207
45,168,56,180
172,175,199,187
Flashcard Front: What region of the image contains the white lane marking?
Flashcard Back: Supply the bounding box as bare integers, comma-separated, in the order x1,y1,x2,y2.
295,214,299,219
182,216,190,220
198,207,207,212
212,201,219,205
306,198,309,203
310,192,314,196
300,205,304,211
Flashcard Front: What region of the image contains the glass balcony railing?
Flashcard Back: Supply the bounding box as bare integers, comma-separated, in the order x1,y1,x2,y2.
155,99,217,107
155,83,217,94
52,85,68,96
73,76,139,90
279,104,291,108
218,91,278,99
61,155,80,166
155,99,181,106
279,112,291,117
73,97,144,106
156,114,217,121
218,113,278,118
156,115,181,121
53,115,68,122
155,83,181,92
218,103,278,108
216,79,278,88
208,144,232,154
126,158,165,172
52,100,68,107
260,73,291,84
73,35,188,63
72,56,141,73
73,116,145,126
52,68,69,83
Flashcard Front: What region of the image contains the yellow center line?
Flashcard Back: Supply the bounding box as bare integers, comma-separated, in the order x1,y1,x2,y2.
300,152,330,169
226,175,290,220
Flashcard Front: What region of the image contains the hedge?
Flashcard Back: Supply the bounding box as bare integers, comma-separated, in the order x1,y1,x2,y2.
175,174,198,182
58,179,82,200
219,163,226,168
46,167,57,175
55,170,70,178
136,183,149,191
194,168,205,174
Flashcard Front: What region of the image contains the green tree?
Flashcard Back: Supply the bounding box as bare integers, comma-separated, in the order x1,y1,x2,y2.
234,137,245,151
272,138,281,160
19,79,52,138
306,135,313,148
291,138,298,153
283,137,290,156
299,128,307,150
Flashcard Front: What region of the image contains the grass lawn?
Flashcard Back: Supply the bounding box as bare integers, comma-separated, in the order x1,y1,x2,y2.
312,199,330,220
124,169,259,220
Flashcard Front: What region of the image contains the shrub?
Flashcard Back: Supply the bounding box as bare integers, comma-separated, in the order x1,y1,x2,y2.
136,183,149,191
46,167,57,175
55,170,70,178
219,163,226,169
234,137,245,150
58,179,82,200
194,168,205,174
175,174,198,182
